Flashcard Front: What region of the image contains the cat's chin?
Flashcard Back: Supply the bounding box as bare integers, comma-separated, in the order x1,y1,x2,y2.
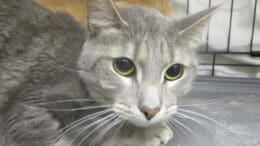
127,119,160,127
126,115,170,128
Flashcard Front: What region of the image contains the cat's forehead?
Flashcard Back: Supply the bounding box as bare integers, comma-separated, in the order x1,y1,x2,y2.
119,7,179,64
120,6,175,36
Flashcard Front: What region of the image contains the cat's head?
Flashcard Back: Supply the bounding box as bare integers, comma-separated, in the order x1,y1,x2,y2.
78,0,217,127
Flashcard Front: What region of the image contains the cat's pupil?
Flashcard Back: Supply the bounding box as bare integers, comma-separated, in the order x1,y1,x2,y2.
116,58,133,72
167,64,181,76
165,64,183,80
113,58,135,76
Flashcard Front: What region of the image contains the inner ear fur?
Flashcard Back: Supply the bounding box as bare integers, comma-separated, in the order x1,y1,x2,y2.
175,6,219,38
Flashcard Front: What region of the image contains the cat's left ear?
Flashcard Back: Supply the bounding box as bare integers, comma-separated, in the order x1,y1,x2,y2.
175,6,219,42
87,0,127,32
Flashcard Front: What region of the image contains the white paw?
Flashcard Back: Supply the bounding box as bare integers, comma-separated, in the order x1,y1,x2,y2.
101,123,173,146
146,124,173,146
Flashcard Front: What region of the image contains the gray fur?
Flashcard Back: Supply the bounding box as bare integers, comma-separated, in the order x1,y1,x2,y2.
0,0,214,145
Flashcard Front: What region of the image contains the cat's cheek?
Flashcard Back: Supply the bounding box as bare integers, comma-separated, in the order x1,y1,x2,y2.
165,74,191,98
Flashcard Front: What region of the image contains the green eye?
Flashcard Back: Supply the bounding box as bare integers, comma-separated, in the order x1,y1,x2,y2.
164,64,184,81
113,58,135,76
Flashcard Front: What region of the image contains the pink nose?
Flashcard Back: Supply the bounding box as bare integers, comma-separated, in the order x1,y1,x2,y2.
141,107,161,120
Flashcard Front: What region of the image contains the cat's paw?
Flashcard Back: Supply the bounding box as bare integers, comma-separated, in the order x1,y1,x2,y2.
102,123,173,146
146,124,173,146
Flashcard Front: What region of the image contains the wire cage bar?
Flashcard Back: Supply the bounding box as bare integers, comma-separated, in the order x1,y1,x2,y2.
250,0,259,56
186,0,260,78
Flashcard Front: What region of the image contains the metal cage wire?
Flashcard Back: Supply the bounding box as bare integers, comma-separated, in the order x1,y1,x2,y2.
186,0,260,78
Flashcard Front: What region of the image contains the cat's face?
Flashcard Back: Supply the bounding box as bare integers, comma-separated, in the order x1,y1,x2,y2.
78,1,215,127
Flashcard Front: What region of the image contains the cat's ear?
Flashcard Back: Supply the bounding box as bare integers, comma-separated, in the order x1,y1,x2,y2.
175,6,219,42
87,0,127,32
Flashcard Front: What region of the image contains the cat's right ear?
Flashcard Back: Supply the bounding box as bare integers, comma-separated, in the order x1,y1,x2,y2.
174,6,220,43
87,0,127,32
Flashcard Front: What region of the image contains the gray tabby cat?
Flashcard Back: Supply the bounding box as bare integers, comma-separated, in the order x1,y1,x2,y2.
0,0,217,145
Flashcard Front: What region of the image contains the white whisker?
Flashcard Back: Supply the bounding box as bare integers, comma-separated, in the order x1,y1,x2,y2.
110,119,126,146
178,108,225,127
175,112,214,132
176,110,231,145
90,117,122,146
175,97,232,107
167,121,183,144
171,116,204,146
25,99,112,105
46,105,113,111
77,114,118,146
169,120,193,145
52,109,112,145
70,114,115,145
